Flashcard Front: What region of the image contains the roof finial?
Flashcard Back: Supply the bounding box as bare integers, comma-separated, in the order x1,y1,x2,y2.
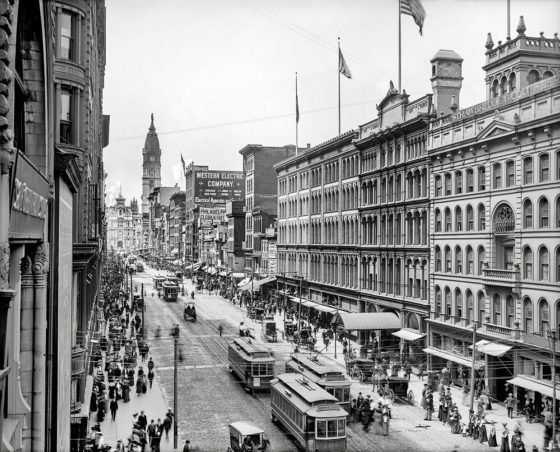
485,32,494,50
516,16,526,36
149,113,155,131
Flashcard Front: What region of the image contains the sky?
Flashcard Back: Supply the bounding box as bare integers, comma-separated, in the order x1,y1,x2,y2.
102,0,559,206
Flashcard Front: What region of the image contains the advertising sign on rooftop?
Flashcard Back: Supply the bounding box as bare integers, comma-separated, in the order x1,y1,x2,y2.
194,170,244,207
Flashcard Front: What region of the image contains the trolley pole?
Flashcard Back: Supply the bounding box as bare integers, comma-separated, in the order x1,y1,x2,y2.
469,321,478,412
547,329,558,452
172,324,179,449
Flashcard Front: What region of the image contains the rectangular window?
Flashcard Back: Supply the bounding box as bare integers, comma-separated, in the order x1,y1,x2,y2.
60,12,74,60
60,88,73,144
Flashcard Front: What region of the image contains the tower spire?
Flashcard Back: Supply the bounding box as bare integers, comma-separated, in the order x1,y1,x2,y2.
149,113,155,131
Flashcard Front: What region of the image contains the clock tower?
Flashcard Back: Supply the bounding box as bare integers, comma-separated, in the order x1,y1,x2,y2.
141,113,162,214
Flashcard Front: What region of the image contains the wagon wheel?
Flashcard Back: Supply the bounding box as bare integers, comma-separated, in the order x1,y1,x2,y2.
407,390,415,404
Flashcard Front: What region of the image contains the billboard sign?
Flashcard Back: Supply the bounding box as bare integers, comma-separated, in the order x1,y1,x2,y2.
194,170,244,207
199,206,226,226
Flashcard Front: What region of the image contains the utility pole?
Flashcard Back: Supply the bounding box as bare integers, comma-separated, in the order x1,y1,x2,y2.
547,329,558,452
172,323,179,449
141,282,145,335
469,321,478,412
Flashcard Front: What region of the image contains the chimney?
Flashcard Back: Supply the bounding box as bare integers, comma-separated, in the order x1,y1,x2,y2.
430,49,463,117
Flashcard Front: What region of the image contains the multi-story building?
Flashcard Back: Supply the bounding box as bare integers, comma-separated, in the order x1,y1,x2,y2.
147,186,180,258
225,201,246,272
239,144,299,275
427,19,560,407
0,1,109,450
106,192,143,254
184,163,209,262
169,191,186,261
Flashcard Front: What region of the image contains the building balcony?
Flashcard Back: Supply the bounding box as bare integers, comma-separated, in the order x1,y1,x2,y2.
483,322,516,338
71,345,86,378
482,266,521,293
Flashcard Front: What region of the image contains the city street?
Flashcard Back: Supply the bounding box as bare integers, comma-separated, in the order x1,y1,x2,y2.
133,266,499,451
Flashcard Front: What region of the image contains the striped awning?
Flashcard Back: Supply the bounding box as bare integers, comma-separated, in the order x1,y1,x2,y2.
334,312,400,330
507,375,559,400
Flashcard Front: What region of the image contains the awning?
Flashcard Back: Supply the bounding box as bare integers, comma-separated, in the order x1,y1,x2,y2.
334,312,400,330
423,347,484,368
470,340,512,357
252,276,276,291
312,303,337,314
206,268,217,275
289,296,314,307
392,329,426,341
238,278,251,288
170,248,179,255
507,375,559,401
219,271,227,277
231,272,245,279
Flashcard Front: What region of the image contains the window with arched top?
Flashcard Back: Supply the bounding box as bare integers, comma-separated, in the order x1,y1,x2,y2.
523,247,533,280
444,173,452,196
444,208,452,232
477,291,486,323
455,170,463,194
444,246,451,273
478,246,486,275
466,205,474,231
508,73,516,91
455,246,463,273
455,289,463,320
539,299,549,332
466,246,474,274
500,76,507,95
539,197,549,228
493,204,515,232
435,208,442,232
505,160,515,187
492,79,499,98
539,247,549,281
478,204,486,230
493,163,502,189
506,295,515,328
466,168,474,192
435,246,442,272
444,287,452,318
523,156,533,184
493,294,501,324
455,207,463,231
466,291,473,325
540,153,550,182
527,69,540,84
523,199,533,229
435,175,442,197
435,286,442,317
478,166,486,191
523,298,533,333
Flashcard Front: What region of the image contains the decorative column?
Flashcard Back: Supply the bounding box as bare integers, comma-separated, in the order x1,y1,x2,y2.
31,243,49,451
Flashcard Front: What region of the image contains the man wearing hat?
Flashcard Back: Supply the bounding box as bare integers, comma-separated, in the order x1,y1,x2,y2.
115,438,125,452
505,393,515,419
138,410,147,430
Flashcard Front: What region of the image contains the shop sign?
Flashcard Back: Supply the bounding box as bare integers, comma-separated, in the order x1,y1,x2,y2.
194,170,245,207
9,151,49,240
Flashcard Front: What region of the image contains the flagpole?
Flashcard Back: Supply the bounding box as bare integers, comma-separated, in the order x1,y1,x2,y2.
506,0,511,39
295,72,299,156
398,0,402,93
338,37,341,136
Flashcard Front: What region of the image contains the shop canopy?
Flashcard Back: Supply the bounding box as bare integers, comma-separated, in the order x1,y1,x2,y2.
333,312,400,330
231,272,245,279
237,278,251,288
219,271,227,277
470,339,512,357
288,296,337,313
423,347,485,369
392,329,426,341
507,375,559,401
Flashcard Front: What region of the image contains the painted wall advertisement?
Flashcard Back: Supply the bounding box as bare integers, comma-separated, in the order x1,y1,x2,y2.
194,170,244,207
199,206,226,226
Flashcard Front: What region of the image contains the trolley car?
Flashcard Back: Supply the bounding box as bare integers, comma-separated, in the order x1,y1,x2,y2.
285,353,351,412
228,337,275,393
162,282,178,302
153,275,166,290
183,301,197,322
271,373,347,452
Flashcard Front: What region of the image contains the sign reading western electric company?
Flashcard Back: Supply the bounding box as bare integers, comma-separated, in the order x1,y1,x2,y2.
9,151,49,240
194,170,244,207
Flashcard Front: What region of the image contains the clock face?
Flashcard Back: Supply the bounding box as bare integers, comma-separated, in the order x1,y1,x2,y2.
150,156,155,162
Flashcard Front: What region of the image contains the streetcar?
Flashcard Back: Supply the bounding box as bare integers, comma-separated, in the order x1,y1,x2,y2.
285,353,351,412
162,282,178,302
271,373,347,452
153,275,166,290
166,275,180,286
183,301,197,322
228,337,275,393
228,421,267,452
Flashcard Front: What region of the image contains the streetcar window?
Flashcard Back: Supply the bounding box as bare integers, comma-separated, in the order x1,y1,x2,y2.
327,420,337,437
338,419,345,437
343,387,350,402
316,421,327,438
306,417,314,432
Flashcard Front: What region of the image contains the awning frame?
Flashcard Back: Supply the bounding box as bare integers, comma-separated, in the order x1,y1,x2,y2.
392,329,426,341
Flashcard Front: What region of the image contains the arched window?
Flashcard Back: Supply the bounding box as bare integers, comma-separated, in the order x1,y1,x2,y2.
455,206,463,231
478,246,486,275
444,208,452,232
493,204,515,233
478,291,486,323
505,295,515,328
492,79,499,98
455,289,463,320
539,247,549,281
444,287,452,318
523,298,533,333
508,73,516,91
478,166,486,191
466,205,474,231
455,246,463,273
466,168,474,192
500,76,507,95
478,204,486,230
505,160,515,187
539,299,549,332
523,157,533,184
435,286,442,317
438,173,449,198
539,197,549,228
455,170,463,194
523,199,533,228
435,208,442,232
557,196,560,229
527,69,540,84
444,246,451,273
523,247,533,280
540,153,550,182
466,290,473,325
435,246,442,272
466,246,474,275
435,175,442,197
493,163,502,189
493,294,501,324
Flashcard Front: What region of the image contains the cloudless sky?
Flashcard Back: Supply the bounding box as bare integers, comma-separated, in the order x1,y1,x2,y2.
102,0,559,205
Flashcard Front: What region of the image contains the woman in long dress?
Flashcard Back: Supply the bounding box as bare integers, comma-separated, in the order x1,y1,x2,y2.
473,415,480,440
488,421,498,447
500,423,510,452
478,417,488,443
